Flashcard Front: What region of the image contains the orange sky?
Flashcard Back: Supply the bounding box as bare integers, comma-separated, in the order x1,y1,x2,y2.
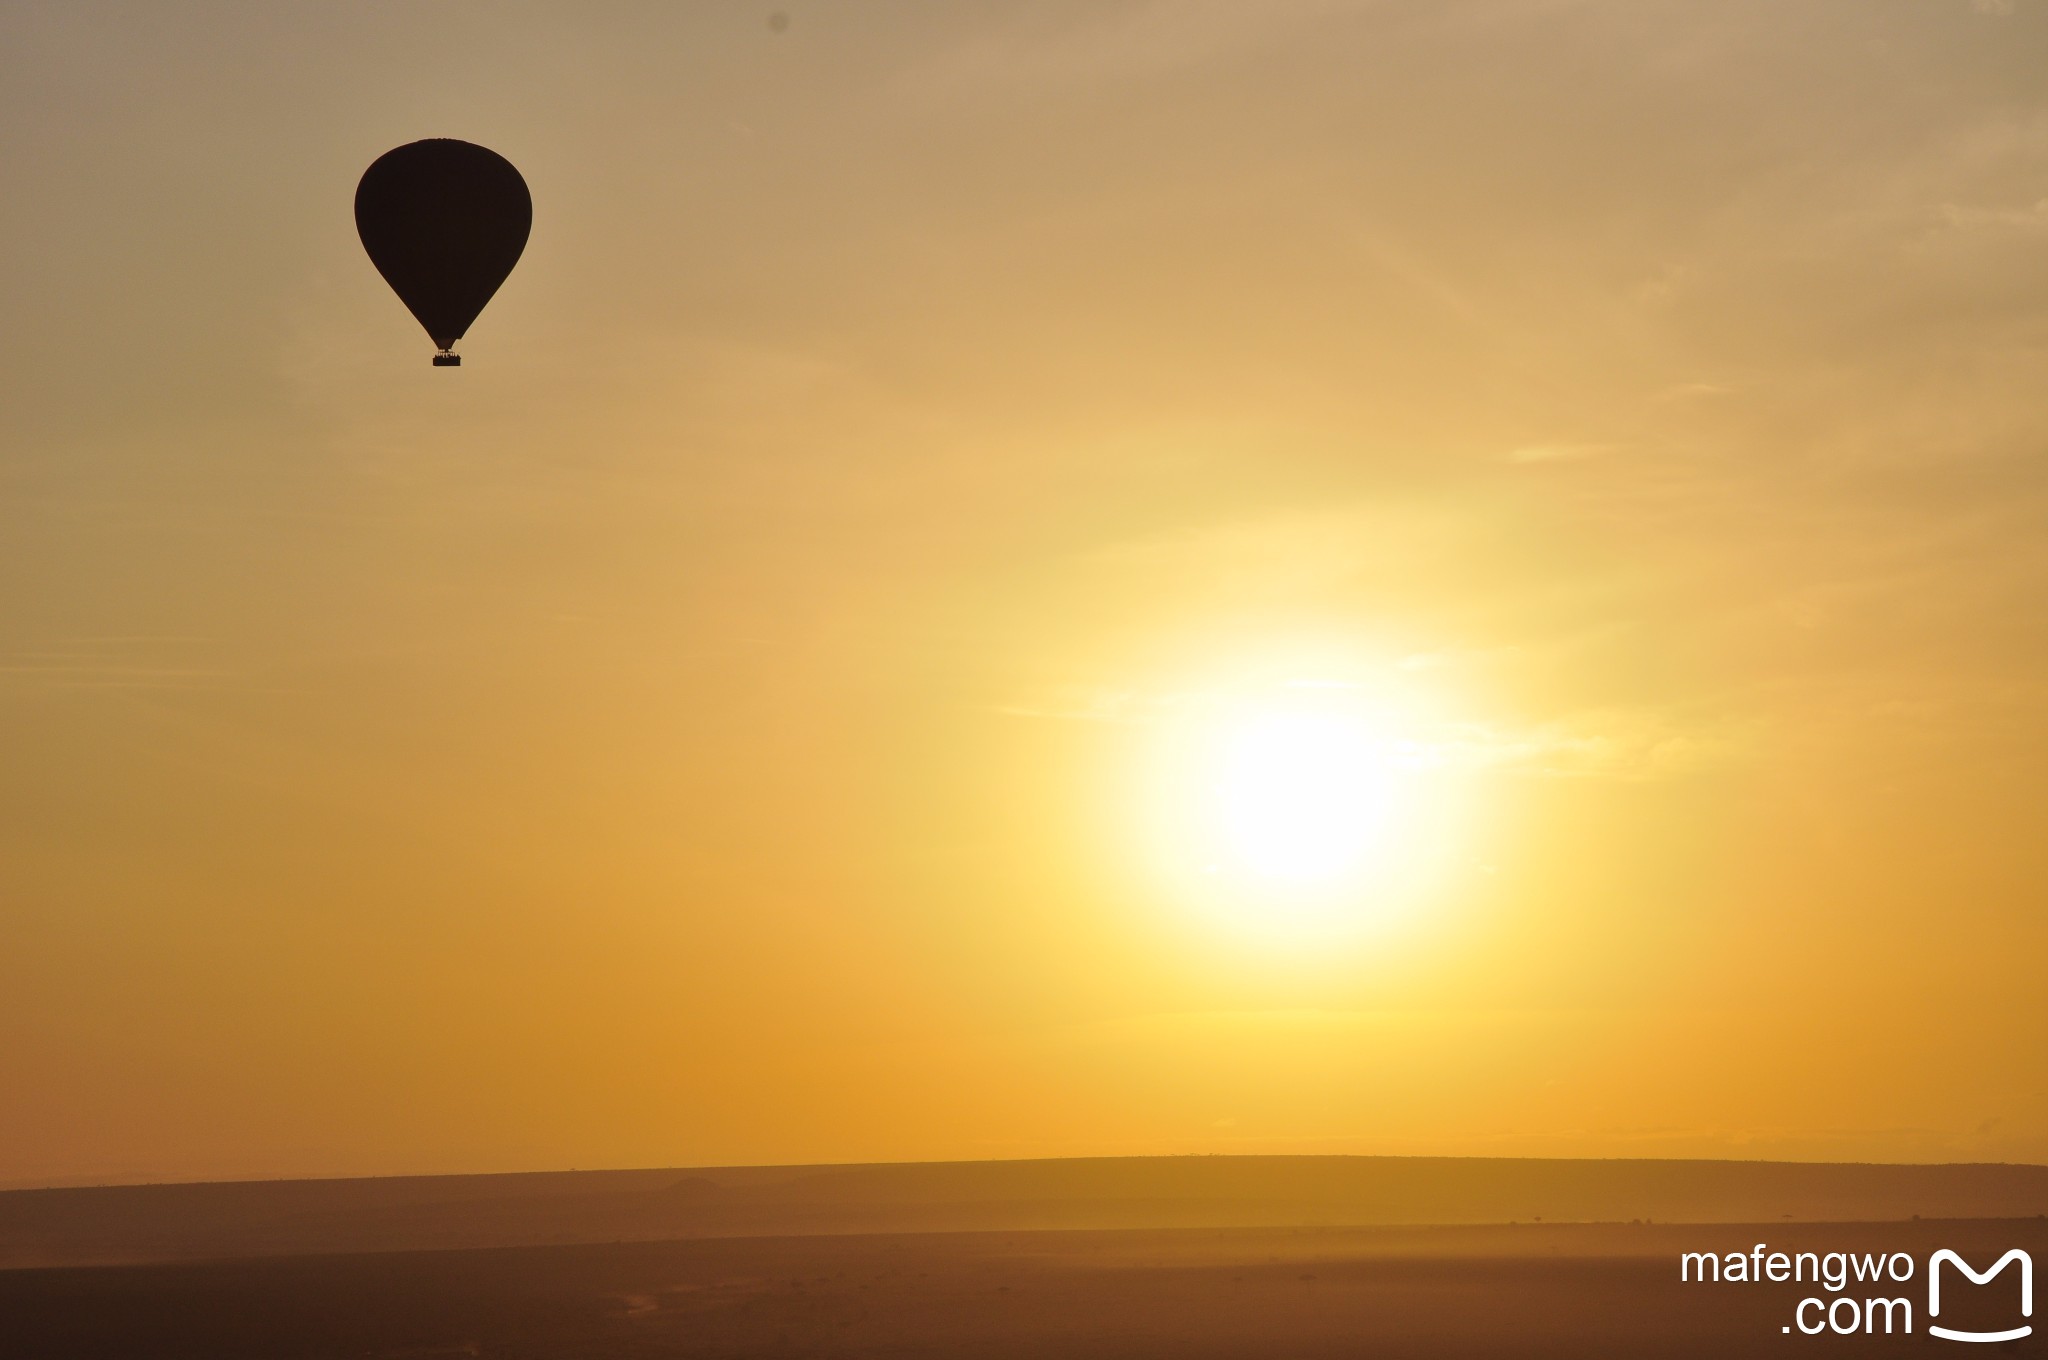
2,1,2045,1187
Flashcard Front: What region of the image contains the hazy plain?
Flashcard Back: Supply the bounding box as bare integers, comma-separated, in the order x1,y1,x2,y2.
4,1158,2043,1357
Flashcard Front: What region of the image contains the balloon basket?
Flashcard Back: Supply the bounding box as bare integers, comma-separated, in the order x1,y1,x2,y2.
432,353,461,367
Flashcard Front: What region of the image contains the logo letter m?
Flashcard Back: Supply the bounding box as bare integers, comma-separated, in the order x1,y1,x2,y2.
1928,1248,2032,1344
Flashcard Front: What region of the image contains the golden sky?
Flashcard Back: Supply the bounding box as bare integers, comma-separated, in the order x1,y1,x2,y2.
2,1,2046,1186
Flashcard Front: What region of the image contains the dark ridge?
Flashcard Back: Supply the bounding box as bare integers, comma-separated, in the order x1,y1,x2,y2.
3,1155,2043,1270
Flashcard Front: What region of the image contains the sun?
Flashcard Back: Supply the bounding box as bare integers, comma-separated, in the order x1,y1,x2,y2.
1211,704,1403,886
1139,677,1458,944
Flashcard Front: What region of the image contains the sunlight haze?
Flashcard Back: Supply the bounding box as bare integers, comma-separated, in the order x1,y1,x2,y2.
2,0,2045,1186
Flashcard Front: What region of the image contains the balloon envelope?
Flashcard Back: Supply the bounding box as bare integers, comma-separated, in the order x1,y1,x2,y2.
355,140,531,360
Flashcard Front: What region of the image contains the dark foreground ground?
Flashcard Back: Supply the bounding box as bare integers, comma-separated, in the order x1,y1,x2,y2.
6,1217,2042,1359
9,1156,2047,1268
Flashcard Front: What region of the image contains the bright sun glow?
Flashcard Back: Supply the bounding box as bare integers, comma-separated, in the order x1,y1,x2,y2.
1213,707,1402,886
1141,674,1463,945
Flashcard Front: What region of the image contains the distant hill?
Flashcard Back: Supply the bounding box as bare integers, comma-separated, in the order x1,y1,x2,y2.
3,1155,2044,1269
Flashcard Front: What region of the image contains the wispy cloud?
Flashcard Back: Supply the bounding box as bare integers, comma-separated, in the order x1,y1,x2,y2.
1503,442,1617,466
0,639,230,691
998,677,1749,781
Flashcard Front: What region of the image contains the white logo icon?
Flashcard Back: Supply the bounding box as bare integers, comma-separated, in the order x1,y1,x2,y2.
1928,1248,2032,1344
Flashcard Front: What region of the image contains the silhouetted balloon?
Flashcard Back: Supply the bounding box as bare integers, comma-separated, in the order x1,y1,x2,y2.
355,140,531,367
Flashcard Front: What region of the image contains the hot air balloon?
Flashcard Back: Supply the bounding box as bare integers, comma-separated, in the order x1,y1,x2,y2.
355,139,531,367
